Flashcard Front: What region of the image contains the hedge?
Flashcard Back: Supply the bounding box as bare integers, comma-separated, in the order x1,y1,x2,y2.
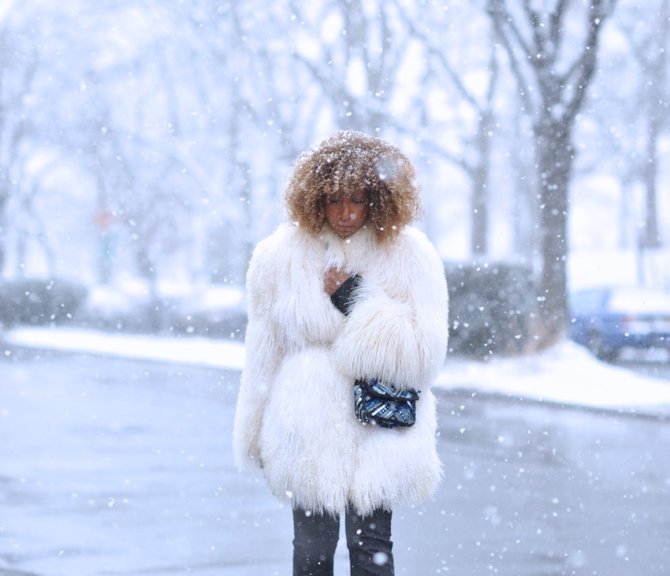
444,261,537,358
0,278,88,327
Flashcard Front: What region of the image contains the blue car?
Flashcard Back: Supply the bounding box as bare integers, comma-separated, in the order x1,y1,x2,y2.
570,287,670,361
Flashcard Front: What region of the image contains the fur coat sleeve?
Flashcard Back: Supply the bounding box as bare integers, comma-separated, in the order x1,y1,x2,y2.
232,232,281,470
332,228,448,390
233,225,345,470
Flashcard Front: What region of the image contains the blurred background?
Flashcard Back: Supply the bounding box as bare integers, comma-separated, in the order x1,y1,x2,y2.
0,0,668,358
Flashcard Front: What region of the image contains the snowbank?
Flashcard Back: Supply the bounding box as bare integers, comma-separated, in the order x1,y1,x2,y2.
3,327,245,370
437,340,670,416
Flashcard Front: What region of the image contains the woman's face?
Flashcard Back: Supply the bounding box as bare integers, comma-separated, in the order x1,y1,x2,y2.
324,189,369,238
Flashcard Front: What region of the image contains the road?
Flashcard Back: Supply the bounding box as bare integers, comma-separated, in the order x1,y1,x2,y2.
614,359,670,381
1,347,669,575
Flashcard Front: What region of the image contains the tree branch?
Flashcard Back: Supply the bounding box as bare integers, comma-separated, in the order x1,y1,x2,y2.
391,0,480,110
562,0,614,123
487,0,536,115
549,0,570,59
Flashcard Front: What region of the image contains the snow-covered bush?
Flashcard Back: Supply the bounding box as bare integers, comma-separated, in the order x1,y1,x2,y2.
77,284,159,333
444,262,537,358
75,282,247,338
167,285,247,339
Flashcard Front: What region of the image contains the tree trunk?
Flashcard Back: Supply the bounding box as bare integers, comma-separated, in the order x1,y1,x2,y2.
0,170,10,276
471,110,493,255
639,0,666,251
0,200,6,275
640,119,661,249
536,120,571,341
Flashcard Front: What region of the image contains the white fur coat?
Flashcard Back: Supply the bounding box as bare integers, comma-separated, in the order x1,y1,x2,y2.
233,223,449,515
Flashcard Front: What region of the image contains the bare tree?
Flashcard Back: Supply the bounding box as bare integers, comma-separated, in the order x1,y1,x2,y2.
172,0,308,283
617,0,669,250
487,0,618,343
288,0,411,134
402,18,500,255
0,20,41,274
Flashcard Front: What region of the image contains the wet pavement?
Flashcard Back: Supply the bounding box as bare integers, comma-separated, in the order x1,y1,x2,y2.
1,347,669,575
614,358,670,381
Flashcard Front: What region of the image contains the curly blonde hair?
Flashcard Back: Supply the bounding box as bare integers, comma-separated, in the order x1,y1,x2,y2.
284,131,422,242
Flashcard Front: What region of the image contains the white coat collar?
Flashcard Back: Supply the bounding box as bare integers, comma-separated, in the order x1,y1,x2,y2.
317,224,379,273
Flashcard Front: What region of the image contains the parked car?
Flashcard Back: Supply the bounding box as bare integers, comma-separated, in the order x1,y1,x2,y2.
570,287,670,361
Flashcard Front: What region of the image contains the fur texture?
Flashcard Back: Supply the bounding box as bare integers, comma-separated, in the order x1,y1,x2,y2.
233,223,449,515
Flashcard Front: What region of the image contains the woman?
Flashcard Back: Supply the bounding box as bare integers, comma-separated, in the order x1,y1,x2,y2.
233,131,449,575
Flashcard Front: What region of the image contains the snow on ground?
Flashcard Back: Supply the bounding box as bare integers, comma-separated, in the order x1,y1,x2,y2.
3,326,670,418
3,327,245,371
436,340,670,415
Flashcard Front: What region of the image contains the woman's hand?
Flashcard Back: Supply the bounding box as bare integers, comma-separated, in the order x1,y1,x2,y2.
324,268,351,296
